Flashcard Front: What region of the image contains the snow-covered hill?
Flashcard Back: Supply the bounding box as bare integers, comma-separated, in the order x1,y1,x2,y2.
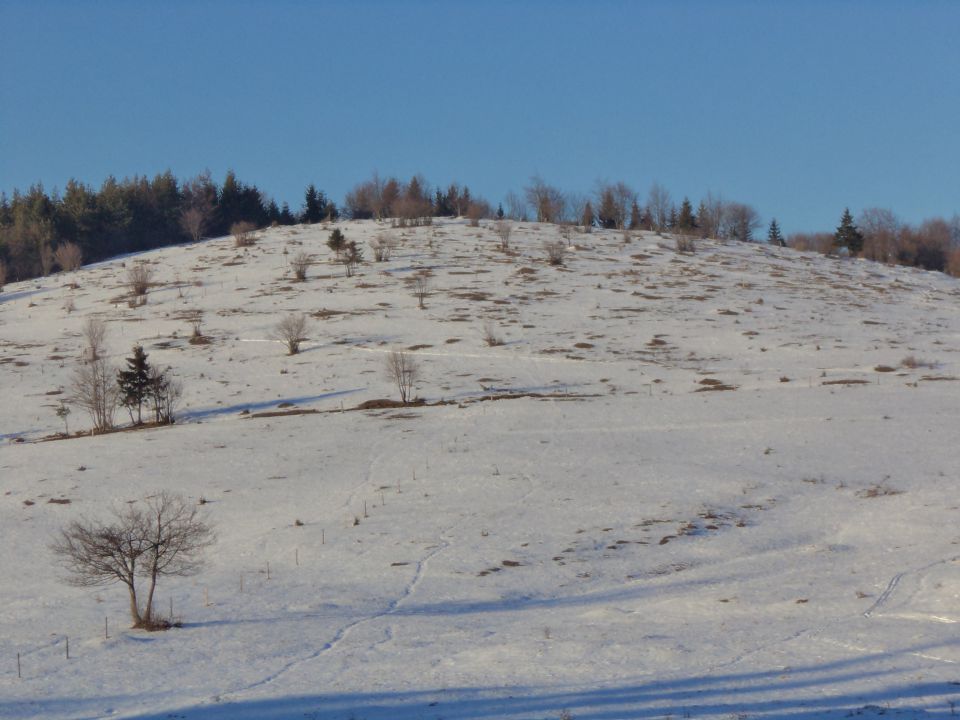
2,220,959,719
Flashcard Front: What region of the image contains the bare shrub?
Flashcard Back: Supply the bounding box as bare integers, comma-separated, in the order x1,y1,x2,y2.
675,235,696,253
0,259,6,290
54,242,83,272
466,202,486,227
901,355,934,369
51,491,214,628
231,221,257,247
411,271,430,309
370,235,397,262
40,243,56,276
68,356,118,433
543,240,566,266
273,313,308,355
180,204,213,243
482,322,504,346
290,252,312,282
82,317,107,361
127,262,153,296
494,220,513,251
385,350,420,404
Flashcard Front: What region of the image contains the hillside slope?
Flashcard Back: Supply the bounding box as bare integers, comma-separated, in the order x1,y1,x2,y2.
2,220,959,719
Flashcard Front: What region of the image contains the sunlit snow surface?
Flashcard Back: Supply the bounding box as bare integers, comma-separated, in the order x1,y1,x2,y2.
1,220,959,718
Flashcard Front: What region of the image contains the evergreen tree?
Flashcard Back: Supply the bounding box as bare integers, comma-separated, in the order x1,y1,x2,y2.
302,184,326,224
117,345,151,425
327,228,346,258
496,203,505,219
834,208,864,254
767,218,785,247
629,200,642,230
279,202,296,225
677,198,695,232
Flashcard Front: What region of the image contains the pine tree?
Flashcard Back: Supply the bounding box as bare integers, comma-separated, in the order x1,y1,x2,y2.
496,203,505,219
834,208,864,254
327,228,346,258
117,345,151,425
629,200,642,230
677,198,695,232
768,219,785,247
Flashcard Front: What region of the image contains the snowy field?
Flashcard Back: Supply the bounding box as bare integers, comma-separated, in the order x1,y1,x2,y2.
1,219,959,719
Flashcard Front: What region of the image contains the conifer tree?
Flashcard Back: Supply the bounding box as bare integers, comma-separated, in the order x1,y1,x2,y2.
768,218,785,247
677,198,695,232
629,200,642,230
327,228,346,258
117,345,151,425
834,208,864,254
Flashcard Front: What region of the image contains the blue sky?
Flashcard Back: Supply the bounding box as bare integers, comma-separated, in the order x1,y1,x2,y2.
1,0,957,234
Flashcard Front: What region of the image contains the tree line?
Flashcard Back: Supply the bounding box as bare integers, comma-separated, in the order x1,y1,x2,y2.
3,169,958,286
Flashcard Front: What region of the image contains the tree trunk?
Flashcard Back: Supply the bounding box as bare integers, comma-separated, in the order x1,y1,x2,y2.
143,572,159,625
126,582,142,627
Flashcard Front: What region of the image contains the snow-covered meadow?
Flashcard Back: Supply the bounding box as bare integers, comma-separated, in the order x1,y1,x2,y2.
1,219,959,719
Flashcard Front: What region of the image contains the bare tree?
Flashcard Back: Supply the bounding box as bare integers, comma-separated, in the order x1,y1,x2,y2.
68,356,118,433
858,207,901,263
524,176,566,224
411,271,430,309
54,242,83,272
273,313,309,355
180,205,213,243
127,262,153,296
543,240,567,266
385,350,419,404
494,219,513,251
724,202,761,242
504,190,528,221
290,252,312,282
51,491,214,628
81,316,107,362
647,182,672,231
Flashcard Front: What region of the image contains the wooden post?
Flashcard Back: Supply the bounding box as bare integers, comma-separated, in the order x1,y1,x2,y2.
17,652,21,679
169,597,174,619
266,562,271,580
240,575,243,593
381,491,385,506
321,529,325,545
204,587,209,606
363,500,368,518
66,636,69,660
105,617,109,639
295,548,299,566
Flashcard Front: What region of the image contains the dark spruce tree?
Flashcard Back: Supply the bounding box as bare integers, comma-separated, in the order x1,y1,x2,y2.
118,345,151,425
302,184,329,224
834,208,864,255
327,228,346,258
768,219,785,247
677,198,695,232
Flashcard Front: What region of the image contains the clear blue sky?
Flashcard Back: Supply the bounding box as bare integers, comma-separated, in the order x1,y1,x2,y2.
1,0,957,234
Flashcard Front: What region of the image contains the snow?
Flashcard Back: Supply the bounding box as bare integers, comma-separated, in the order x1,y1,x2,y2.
1,220,959,718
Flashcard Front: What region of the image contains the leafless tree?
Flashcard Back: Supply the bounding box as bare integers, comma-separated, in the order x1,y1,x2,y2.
647,182,672,231
385,350,419,404
54,242,83,272
524,176,566,224
494,220,513,251
231,221,257,247
724,202,761,242
858,207,901,263
127,262,153,296
180,205,213,243
543,240,567,266
504,190,528,221
68,356,118,433
273,313,309,355
411,272,430,309
290,252,312,281
51,491,214,628
82,316,108,362
697,192,725,239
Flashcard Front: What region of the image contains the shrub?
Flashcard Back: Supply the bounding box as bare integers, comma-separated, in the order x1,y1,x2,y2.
327,228,346,258
675,235,696,253
543,240,566,266
342,240,363,277
482,322,504,346
494,220,513,251
411,271,430,309
273,313,308,355
127,262,153,296
231,221,257,247
68,356,118,433
290,252,312,281
54,242,83,272
370,235,397,262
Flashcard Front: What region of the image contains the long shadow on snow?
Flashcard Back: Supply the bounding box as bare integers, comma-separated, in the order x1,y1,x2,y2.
49,651,956,719
179,389,364,422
